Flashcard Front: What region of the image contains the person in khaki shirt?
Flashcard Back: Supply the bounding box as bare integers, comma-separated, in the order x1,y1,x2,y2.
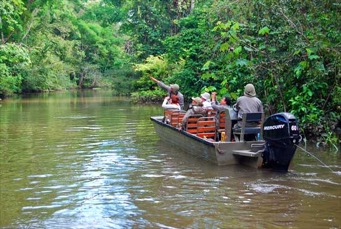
234,84,263,127
180,97,207,130
150,76,184,110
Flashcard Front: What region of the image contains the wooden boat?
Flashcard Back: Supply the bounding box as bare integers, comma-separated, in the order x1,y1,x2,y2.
150,109,301,171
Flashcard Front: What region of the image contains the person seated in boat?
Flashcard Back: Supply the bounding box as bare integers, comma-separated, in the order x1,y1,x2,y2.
233,83,263,140
180,97,207,130
150,76,184,110
211,92,237,141
162,94,181,110
211,92,237,119
200,92,212,109
162,94,182,124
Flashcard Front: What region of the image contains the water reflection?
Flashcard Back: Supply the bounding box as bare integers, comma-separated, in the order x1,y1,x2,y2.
0,90,340,228
40,146,143,229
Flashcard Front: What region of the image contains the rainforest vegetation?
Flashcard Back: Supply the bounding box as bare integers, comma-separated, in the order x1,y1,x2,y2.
0,0,340,146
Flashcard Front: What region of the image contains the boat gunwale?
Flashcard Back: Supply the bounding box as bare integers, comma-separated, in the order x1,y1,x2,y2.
151,116,266,167
150,116,215,147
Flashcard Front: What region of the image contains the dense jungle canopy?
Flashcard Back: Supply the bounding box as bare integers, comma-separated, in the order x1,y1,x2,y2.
0,0,340,146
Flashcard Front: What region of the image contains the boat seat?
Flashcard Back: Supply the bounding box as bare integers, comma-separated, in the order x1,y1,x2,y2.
196,116,216,140
163,109,176,124
178,112,185,126
233,112,264,142
163,110,185,127
171,110,186,127
232,150,260,157
185,114,203,134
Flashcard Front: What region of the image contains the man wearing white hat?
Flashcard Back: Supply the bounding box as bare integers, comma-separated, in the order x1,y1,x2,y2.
150,76,184,110
200,92,212,109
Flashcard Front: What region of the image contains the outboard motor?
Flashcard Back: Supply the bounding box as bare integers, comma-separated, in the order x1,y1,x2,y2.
262,112,301,171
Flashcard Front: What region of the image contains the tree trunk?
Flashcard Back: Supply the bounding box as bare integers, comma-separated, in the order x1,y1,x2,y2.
190,0,195,12
78,72,85,88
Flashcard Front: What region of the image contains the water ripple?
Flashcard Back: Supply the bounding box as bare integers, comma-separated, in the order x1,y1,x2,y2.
1,92,340,229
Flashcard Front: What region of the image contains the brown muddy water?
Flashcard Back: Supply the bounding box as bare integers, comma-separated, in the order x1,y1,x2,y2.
0,90,340,228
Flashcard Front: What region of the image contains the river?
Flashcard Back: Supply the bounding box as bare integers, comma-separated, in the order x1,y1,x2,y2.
0,90,340,228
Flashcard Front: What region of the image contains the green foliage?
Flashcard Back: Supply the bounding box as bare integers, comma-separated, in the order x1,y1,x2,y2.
132,54,186,101
0,43,30,96
120,0,190,59
0,0,339,145
134,55,169,77
80,1,124,26
189,0,340,146
132,0,340,146
0,0,26,42
110,67,137,96
162,7,224,98
70,2,130,90
0,0,132,94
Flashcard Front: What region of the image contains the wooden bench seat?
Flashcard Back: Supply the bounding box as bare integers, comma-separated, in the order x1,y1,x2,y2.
196,116,217,140
185,114,203,134
164,109,185,127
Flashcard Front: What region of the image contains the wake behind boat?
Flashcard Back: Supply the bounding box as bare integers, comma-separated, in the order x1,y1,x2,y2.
150,109,301,171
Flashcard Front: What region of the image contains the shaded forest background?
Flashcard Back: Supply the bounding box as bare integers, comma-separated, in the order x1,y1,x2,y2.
0,0,340,146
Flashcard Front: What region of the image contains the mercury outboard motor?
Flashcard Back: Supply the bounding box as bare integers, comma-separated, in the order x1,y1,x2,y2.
262,112,301,171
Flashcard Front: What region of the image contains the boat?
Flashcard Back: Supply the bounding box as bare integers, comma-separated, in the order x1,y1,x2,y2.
150,109,301,171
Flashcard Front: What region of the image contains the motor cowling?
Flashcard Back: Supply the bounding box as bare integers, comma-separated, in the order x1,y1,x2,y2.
262,112,300,171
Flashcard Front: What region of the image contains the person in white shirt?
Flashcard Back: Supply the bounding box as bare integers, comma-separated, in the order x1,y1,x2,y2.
150,76,184,110
162,94,181,110
200,92,212,109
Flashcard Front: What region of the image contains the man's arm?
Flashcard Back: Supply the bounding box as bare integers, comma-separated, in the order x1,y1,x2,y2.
212,103,223,112
150,76,158,83
211,92,218,104
181,109,194,129
150,76,170,92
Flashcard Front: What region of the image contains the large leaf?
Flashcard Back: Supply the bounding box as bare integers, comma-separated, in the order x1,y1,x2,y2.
258,26,270,35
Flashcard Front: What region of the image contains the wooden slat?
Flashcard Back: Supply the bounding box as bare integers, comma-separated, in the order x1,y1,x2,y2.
163,110,185,127
178,113,185,123
197,126,216,132
218,111,226,130
197,117,216,140
185,115,203,134
198,120,215,125
170,111,180,127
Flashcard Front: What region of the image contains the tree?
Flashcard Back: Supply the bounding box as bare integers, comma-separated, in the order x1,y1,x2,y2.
134,0,340,145
0,43,30,96
0,0,26,44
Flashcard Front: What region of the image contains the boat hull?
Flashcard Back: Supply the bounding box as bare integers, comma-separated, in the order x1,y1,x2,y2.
151,116,264,168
